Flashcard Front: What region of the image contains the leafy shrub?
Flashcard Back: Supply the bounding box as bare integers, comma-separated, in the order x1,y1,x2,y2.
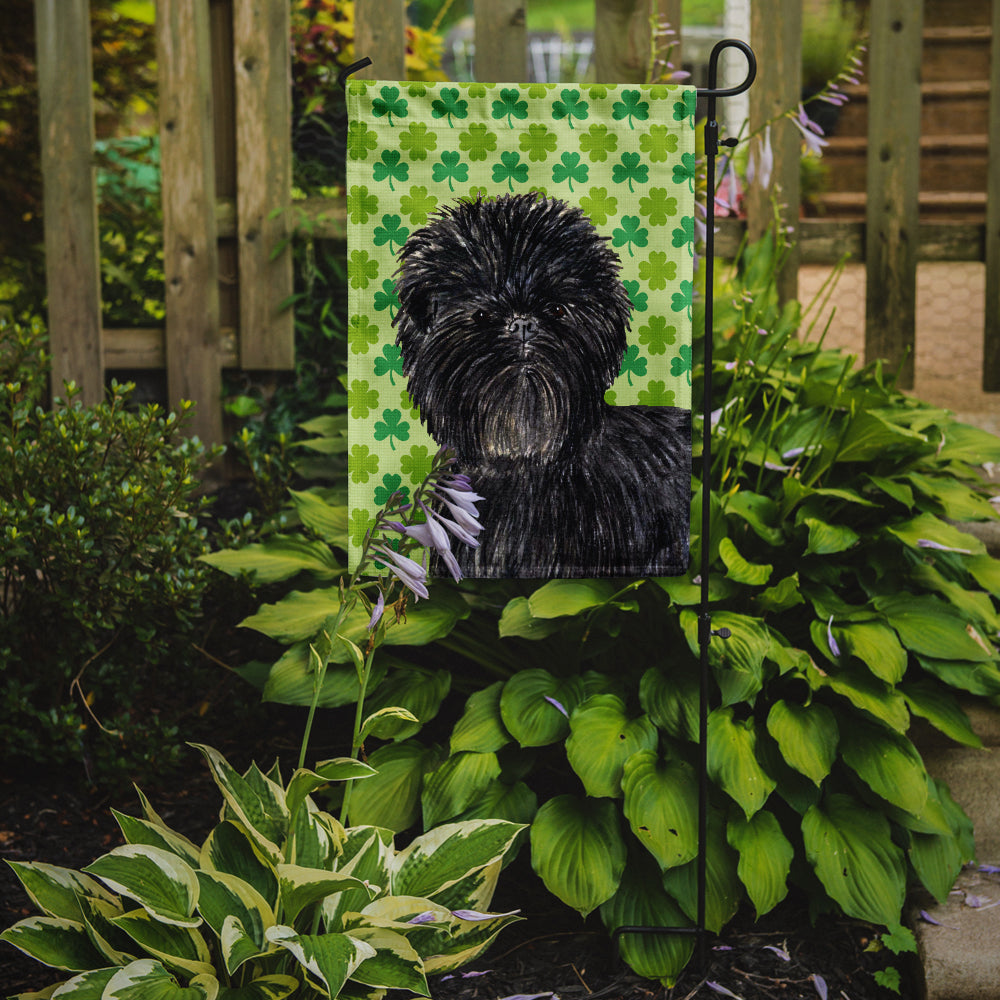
209,234,1000,984
1,744,524,997
0,317,219,782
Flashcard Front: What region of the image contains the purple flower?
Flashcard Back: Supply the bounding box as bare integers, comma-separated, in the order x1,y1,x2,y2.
451,908,520,921
544,695,569,718
763,944,790,961
367,590,385,631
811,974,828,1000
747,125,773,190
373,544,429,600
791,104,828,156
407,911,438,925
917,538,972,554
706,983,742,999
827,616,841,658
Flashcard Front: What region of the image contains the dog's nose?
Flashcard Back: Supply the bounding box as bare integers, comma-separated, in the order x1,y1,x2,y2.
506,316,537,342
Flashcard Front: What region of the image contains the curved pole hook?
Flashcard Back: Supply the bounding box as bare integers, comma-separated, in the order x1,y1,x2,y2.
697,38,756,99
337,56,374,91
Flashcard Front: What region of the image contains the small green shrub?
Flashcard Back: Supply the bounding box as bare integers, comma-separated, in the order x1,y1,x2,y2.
1,743,524,998
0,317,219,783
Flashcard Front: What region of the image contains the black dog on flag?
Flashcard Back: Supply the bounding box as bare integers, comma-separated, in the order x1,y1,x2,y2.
393,193,690,578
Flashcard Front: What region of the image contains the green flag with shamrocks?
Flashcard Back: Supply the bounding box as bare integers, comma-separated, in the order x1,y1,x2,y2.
347,80,695,579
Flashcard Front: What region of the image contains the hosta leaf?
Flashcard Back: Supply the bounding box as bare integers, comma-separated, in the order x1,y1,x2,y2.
802,517,859,556
906,472,998,521
112,812,201,868
718,537,772,586
362,667,451,740
807,660,909,732
195,871,273,973
103,959,218,1000
423,906,522,974
727,811,793,917
393,820,524,900
285,759,376,821
966,553,1000,597
935,421,1000,464
47,967,117,998
724,490,784,545
83,846,200,928
421,751,502,828
200,535,341,584
876,594,995,662
765,700,838,786
621,751,698,870
566,695,658,798
5,862,117,923
660,810,741,933
111,909,214,978
901,680,982,748
707,708,776,818
276,865,374,925
909,819,965,906
288,489,349,544
261,643,388,709
498,596,565,639
450,682,511,754
347,740,442,831
322,829,393,931
200,822,278,910
527,579,618,618
215,975,299,1000
639,663,699,742
886,512,985,556
346,926,428,994
529,795,626,917
802,794,906,926
0,917,106,971
834,410,927,463
755,573,804,614
265,926,375,997
680,610,770,706
833,621,907,684
453,779,538,827
839,718,928,816
360,706,421,742
599,853,694,987
499,670,585,747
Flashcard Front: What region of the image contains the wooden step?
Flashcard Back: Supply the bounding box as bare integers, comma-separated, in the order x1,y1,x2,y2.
822,134,989,193
834,80,991,138
922,25,993,83
922,0,992,28
814,190,987,222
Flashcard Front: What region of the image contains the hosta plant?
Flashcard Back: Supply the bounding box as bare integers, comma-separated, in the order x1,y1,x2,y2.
1,744,523,999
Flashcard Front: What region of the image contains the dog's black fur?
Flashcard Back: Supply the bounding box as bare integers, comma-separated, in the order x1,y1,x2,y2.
393,193,690,578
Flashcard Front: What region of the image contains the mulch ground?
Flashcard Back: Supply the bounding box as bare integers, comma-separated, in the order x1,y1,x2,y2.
1,739,913,1000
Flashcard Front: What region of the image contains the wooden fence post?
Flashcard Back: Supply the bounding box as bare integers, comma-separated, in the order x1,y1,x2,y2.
746,0,801,305
157,0,223,445
354,0,406,80
594,0,663,84
983,0,1000,390
233,0,294,370
865,0,923,389
34,0,104,405
474,0,526,82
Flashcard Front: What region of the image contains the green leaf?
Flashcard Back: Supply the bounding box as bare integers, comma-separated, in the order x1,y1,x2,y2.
530,795,626,917
265,926,374,997
901,680,982,748
639,663,699,742
727,811,793,917
803,517,859,555
497,596,564,639
451,682,511,754
277,865,373,925
216,976,299,1000
765,701,838,786
112,811,201,868
916,655,1000,697
195,871,273,973
4,862,118,923
347,740,441,832
359,706,421,742
839,718,929,816
909,825,965,905
809,661,910,732
718,537,772,585
886,512,985,556
755,573,805,614
621,751,698,870
200,536,341,584
526,579,618,618
285,759,376,821
0,917,107,972
362,666,451,740
393,819,523,900
874,594,995,662
452,779,538,827
34,967,117,998
287,490,349,545
566,695,657,798
680,610,770,706
802,794,906,926
110,909,214,978
835,621,908,684
83,846,200,928
707,708,776,818
599,853,694,987
835,410,928,463
421,751,502,828
103,959,218,999
499,670,584,747
345,926,429,994
199,822,278,910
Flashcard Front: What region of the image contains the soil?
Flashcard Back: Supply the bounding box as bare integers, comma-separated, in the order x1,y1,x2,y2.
0,742,913,1000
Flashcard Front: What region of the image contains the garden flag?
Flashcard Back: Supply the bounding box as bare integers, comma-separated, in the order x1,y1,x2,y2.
346,80,696,578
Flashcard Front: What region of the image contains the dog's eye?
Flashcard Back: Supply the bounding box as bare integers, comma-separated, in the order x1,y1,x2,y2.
472,309,491,325
550,303,568,319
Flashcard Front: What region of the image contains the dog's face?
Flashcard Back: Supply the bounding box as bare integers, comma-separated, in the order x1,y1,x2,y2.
393,194,632,461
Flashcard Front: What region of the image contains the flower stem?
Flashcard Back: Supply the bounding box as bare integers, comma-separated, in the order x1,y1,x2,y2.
340,645,376,826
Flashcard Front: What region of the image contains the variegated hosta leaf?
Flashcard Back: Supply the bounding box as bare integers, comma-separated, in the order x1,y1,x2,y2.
345,926,429,994
565,695,658,798
200,822,278,910
195,870,274,973
288,802,343,870
77,894,136,966
599,854,694,987
46,966,118,997
529,795,626,917
706,707,776,819
276,864,376,925
450,681,511,754
323,829,393,931
112,810,202,868
421,907,522,975
102,958,218,999
265,925,376,998
425,859,501,915
421,751,501,828
391,820,524,900
4,861,117,922
802,793,906,926
110,908,214,979
285,760,376,823
621,751,698,871
83,846,200,928
220,915,270,979
214,974,300,999
765,700,838,786
190,745,287,863
726,810,793,918
0,916,107,971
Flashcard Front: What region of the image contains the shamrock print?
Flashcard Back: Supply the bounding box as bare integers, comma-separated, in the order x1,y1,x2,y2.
672,281,694,320
637,316,678,355
432,150,469,191
348,379,379,419
612,151,649,191
431,87,469,126
640,125,679,162
373,279,400,317
372,85,408,125
349,443,379,484
348,249,378,289
493,151,529,191
399,121,437,160
400,444,435,484
520,122,557,162
638,251,677,290
672,216,696,256
492,87,529,127
373,408,410,450
638,379,677,406
347,120,377,160
374,344,404,384
623,279,648,313
670,344,693,384
551,151,588,191
399,185,437,225
373,214,410,254
459,123,498,162
673,151,698,192
347,184,378,224
618,344,648,385
349,508,372,548
579,123,618,161
578,186,617,227
374,473,409,507
673,90,697,127
612,89,650,129
611,216,649,257
639,187,678,225
373,149,408,190
552,89,589,128
349,314,379,355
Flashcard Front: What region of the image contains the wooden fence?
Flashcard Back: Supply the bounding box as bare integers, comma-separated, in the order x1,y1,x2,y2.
34,0,1000,445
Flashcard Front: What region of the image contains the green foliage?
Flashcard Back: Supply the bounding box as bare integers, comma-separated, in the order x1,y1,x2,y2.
0,318,220,783
1,744,524,998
